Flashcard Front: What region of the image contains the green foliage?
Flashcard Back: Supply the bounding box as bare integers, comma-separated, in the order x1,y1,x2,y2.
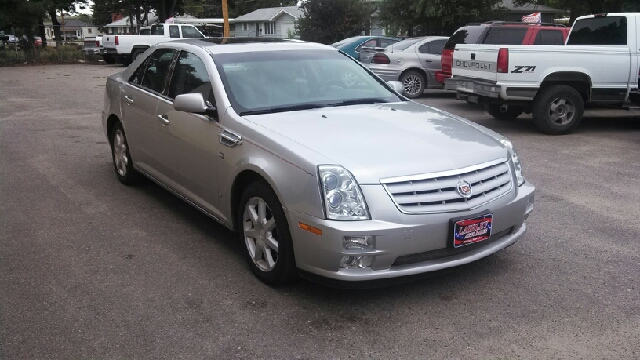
379,0,506,36
296,0,375,44
0,45,88,66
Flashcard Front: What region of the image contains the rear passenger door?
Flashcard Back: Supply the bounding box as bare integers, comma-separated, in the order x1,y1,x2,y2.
416,39,447,85
532,29,566,45
154,50,221,215
120,48,176,174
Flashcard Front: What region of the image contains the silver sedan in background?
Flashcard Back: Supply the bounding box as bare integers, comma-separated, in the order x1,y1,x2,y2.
368,36,448,98
102,38,534,286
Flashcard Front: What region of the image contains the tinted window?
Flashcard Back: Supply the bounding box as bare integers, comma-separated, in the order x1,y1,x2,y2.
355,39,376,52
567,16,627,45
534,30,565,45
483,27,528,45
169,25,180,38
427,39,446,54
129,57,149,85
444,26,487,50
181,26,204,38
389,38,422,51
151,25,164,35
140,49,176,94
168,51,214,105
418,43,430,53
379,38,396,48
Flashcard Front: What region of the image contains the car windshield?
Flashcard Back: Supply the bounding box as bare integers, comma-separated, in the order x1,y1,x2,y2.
385,38,421,52
212,49,403,116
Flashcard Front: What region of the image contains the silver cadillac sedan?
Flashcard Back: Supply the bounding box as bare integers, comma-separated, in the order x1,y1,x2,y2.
102,38,535,286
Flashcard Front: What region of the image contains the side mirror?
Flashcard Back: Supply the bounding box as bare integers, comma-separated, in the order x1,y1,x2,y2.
387,81,403,93
174,93,217,119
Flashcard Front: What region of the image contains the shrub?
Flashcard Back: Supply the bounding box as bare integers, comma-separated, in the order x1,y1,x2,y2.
0,44,95,66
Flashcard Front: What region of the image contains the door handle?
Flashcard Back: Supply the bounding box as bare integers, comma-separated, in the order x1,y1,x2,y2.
124,95,134,103
157,114,169,125
219,129,242,148
424,60,433,63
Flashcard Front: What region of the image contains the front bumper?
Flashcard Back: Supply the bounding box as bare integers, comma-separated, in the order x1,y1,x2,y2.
445,76,501,98
288,182,535,282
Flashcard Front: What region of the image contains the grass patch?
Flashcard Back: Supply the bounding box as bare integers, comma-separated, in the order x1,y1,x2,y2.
0,44,98,66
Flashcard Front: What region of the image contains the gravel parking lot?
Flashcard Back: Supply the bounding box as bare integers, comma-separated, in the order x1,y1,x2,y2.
1,64,639,359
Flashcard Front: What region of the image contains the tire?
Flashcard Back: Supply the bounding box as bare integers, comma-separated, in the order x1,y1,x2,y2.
486,104,523,120
237,181,297,286
110,122,140,185
119,55,132,66
400,70,425,99
532,85,584,135
103,55,116,64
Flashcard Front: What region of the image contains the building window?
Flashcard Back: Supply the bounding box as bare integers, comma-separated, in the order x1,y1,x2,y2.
243,23,247,31
88,28,92,34
264,22,275,35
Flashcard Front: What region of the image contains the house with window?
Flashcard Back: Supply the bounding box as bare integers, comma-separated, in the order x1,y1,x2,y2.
44,19,93,41
231,6,302,38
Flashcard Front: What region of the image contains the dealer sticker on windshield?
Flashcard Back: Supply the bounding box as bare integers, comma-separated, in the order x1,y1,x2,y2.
453,214,493,248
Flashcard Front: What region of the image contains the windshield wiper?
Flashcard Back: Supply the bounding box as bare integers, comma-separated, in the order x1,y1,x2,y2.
328,98,391,107
239,103,327,116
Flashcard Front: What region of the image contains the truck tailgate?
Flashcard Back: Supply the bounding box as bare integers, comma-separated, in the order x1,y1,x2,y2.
452,45,500,82
102,35,116,48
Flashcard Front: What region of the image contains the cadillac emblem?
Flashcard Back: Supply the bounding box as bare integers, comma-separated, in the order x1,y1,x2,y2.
457,180,473,199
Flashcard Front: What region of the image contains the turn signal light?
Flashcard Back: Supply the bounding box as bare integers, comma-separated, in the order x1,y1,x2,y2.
299,223,322,236
497,48,509,73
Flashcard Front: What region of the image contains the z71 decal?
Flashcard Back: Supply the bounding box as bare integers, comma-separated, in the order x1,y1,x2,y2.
511,66,536,74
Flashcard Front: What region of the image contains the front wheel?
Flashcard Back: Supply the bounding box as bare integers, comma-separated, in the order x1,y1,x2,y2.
486,104,523,120
532,85,584,135
400,71,425,99
110,122,140,185
238,181,297,286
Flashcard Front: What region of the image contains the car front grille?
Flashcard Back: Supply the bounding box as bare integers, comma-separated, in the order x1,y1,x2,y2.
381,160,513,214
391,227,514,267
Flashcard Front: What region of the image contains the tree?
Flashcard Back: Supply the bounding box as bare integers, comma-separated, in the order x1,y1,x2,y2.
0,0,46,46
296,0,375,44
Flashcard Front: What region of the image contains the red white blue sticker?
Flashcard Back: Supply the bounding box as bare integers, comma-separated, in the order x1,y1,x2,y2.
453,214,493,248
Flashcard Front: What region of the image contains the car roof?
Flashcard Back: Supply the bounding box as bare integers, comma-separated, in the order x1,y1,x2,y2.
157,37,334,54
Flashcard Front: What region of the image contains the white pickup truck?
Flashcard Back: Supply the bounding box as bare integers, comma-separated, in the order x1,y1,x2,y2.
102,23,204,65
445,13,640,134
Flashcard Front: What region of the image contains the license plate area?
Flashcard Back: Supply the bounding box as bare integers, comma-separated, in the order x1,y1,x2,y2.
452,214,493,248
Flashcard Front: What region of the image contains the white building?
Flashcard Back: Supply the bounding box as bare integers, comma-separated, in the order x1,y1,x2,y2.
231,6,302,38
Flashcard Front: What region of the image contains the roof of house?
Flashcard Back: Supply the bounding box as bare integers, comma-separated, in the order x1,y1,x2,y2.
44,18,91,29
501,0,564,13
106,13,159,27
234,6,303,22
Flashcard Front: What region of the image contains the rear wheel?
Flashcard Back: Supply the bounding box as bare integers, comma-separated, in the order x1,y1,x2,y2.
486,104,523,120
237,181,297,286
400,71,425,99
532,85,584,135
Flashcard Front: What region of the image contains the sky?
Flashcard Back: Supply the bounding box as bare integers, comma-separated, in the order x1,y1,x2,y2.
74,1,93,15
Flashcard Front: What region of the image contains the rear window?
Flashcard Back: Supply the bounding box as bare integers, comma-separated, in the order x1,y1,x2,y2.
533,30,565,45
483,27,528,45
389,38,422,51
567,16,627,45
444,26,486,50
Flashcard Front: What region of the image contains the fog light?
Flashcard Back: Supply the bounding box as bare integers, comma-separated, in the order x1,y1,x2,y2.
343,235,375,250
340,255,373,269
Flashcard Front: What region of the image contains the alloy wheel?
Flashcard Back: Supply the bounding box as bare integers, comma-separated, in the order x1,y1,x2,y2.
549,98,576,126
112,129,128,176
402,74,422,96
242,197,279,272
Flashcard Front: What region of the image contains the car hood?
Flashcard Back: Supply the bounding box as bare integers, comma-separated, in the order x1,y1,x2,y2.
243,101,508,184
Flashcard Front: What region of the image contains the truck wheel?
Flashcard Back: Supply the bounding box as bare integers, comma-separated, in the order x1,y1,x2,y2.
131,49,143,62
119,55,132,66
103,55,116,64
533,85,584,135
486,104,523,120
400,71,425,99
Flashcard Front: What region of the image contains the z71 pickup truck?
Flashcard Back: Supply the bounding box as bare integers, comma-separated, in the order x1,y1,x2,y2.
102,23,204,65
446,13,640,134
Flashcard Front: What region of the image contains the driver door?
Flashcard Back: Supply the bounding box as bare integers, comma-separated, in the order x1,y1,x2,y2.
154,50,221,216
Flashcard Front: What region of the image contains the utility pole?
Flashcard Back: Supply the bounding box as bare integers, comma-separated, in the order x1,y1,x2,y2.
222,0,229,37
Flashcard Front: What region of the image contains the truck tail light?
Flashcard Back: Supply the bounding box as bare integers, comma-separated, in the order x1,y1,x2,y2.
497,48,509,73
441,48,454,74
372,53,390,64
115,36,119,46
95,40,99,47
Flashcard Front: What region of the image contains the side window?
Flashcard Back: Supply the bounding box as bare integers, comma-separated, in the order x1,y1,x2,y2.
418,42,430,54
169,25,180,38
129,56,149,85
427,39,446,54
181,26,203,38
151,25,164,35
140,49,176,94
533,30,565,45
355,39,376,52
168,51,215,106
483,27,529,45
567,16,627,45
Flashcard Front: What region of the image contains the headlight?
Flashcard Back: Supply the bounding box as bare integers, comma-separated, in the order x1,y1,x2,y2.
500,138,524,186
318,165,370,220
